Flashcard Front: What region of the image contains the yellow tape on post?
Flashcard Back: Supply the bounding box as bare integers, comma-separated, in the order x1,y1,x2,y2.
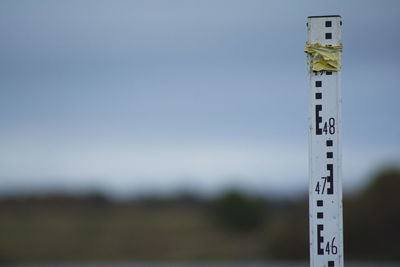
304,42,343,71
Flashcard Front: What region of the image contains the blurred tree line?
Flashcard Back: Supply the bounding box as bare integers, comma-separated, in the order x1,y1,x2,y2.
0,168,399,263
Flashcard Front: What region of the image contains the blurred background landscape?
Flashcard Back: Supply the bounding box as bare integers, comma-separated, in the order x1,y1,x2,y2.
1,168,400,263
0,0,399,265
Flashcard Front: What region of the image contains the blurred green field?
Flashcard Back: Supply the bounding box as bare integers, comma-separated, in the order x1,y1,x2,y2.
0,195,273,262
0,168,399,263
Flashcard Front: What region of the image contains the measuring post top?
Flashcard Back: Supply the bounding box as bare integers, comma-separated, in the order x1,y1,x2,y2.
307,16,342,46
306,15,343,72
308,15,341,18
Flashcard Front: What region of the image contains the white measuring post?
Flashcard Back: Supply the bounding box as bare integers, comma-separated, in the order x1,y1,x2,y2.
307,16,344,267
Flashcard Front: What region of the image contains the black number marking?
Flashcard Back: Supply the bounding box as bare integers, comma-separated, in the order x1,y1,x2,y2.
323,122,328,134
325,237,338,255
329,118,335,134
316,105,323,135
316,168,333,195
331,237,338,254
316,177,326,194
325,241,330,254
322,117,336,135
315,182,320,194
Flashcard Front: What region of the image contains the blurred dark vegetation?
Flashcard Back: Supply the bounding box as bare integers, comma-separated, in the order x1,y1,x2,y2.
0,168,399,263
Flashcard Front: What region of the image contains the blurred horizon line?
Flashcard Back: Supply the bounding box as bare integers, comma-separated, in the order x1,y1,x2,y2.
2,164,399,201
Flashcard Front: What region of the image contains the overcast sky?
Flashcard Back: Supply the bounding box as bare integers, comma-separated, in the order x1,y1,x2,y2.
1,0,399,197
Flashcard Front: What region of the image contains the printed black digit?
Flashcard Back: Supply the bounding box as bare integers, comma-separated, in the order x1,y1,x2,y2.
329,118,335,134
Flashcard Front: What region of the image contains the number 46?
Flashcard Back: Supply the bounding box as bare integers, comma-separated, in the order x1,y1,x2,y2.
325,237,338,255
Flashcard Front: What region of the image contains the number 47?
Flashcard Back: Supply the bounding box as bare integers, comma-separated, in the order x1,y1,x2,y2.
315,177,328,194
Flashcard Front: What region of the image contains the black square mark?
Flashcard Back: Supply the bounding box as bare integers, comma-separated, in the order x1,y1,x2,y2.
325,33,332,39
325,21,332,27
315,81,322,87
315,93,322,99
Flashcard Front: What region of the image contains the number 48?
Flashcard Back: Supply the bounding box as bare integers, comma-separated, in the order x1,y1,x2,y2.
323,118,335,135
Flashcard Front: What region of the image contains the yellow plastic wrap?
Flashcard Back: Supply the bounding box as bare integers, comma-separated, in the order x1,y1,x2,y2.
304,42,343,71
